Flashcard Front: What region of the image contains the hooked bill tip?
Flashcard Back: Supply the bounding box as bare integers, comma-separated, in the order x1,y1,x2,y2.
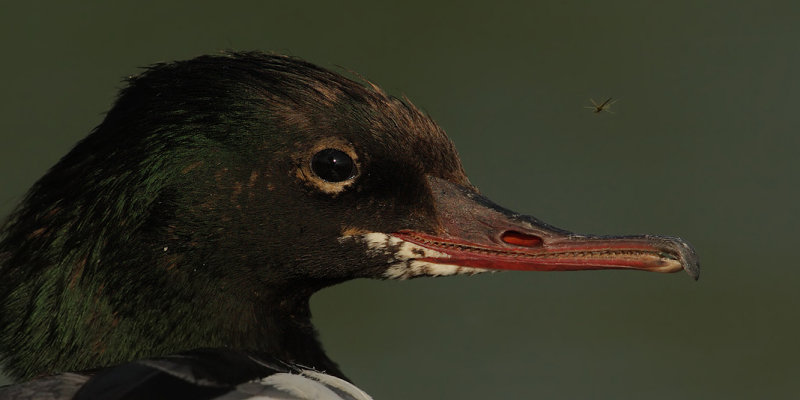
678,242,701,281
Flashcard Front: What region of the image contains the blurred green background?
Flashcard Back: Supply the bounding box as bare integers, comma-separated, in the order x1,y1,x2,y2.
1,1,797,398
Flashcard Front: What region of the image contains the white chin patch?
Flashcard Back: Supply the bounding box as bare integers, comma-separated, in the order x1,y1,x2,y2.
339,232,490,280
383,260,489,280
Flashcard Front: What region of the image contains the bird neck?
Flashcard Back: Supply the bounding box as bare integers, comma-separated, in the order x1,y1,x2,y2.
1,254,345,380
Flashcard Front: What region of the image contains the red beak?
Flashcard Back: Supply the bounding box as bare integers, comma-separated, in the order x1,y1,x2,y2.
391,177,699,280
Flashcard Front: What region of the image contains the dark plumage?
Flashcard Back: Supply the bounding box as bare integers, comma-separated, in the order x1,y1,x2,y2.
0,52,465,380
0,52,698,398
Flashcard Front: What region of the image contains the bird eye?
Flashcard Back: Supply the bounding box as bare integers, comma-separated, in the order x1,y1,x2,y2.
311,149,356,182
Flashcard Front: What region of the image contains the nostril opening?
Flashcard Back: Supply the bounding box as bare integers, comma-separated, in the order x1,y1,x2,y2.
501,231,543,247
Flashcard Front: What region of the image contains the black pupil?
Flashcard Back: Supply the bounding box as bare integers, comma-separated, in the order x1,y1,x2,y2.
311,149,354,182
